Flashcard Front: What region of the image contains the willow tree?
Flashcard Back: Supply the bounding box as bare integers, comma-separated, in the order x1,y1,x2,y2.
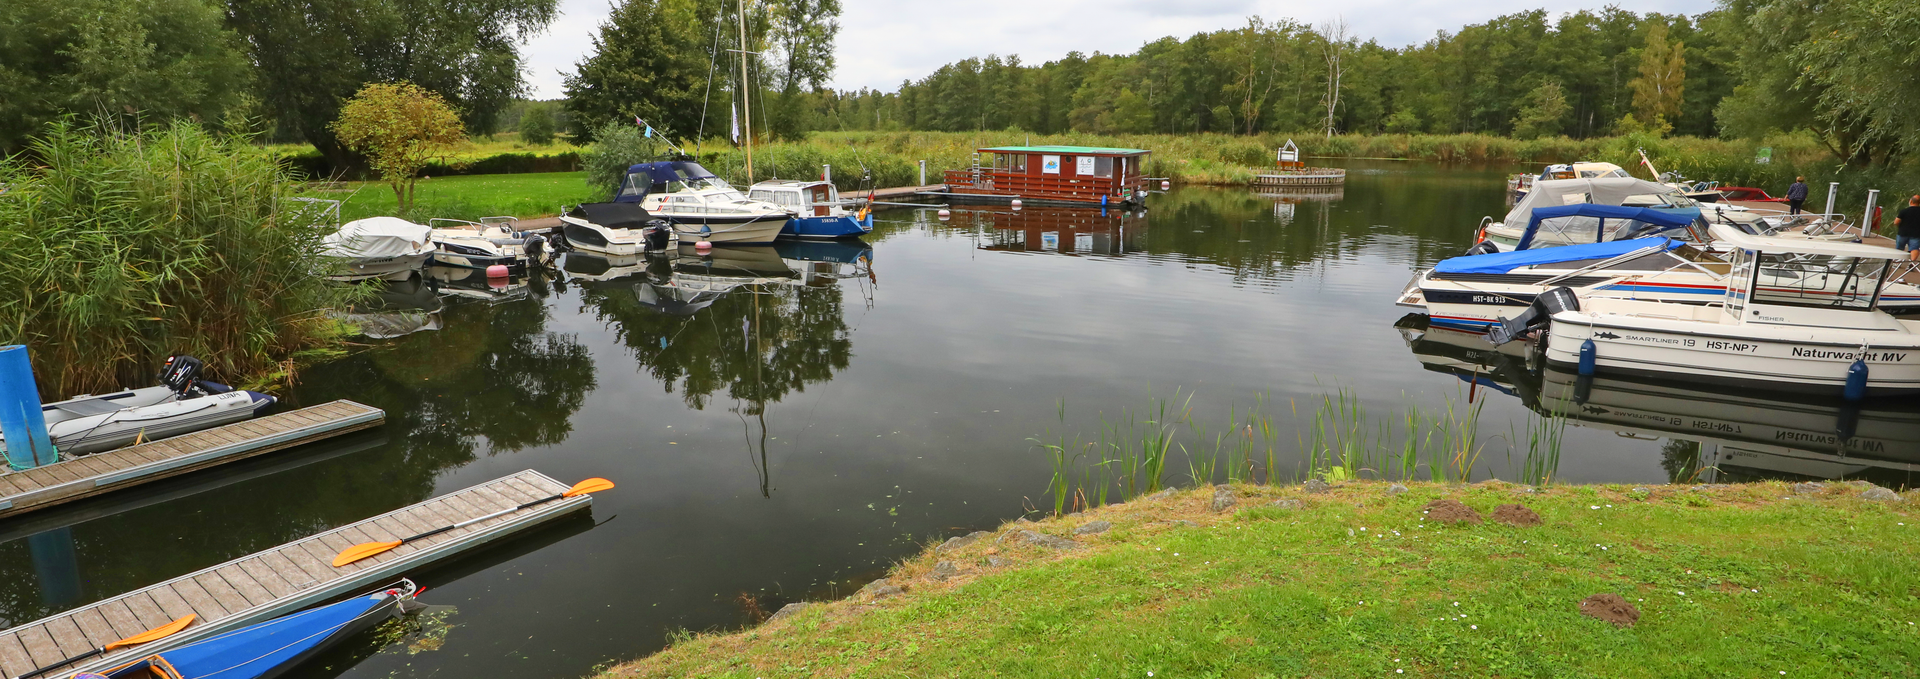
1629,23,1686,129
330,83,466,212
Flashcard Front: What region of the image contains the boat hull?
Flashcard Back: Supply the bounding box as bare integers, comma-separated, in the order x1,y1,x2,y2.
1544,311,1920,396
782,214,872,240
324,252,433,282
665,214,788,244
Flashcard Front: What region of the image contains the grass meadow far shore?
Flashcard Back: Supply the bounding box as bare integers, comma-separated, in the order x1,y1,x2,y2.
605,480,1919,678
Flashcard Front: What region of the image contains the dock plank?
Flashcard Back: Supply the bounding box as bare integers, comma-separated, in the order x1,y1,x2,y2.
42,616,94,657
95,600,147,640
275,543,338,584
214,565,274,608
169,578,230,621
145,587,201,624
192,572,251,616
15,625,65,668
67,607,118,650
258,551,321,591
120,592,171,630
0,634,37,679
235,557,296,599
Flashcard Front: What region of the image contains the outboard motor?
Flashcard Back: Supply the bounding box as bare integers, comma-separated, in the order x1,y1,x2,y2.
644,221,672,251
158,355,205,395
1487,286,1580,346
522,233,550,266
1461,240,1500,256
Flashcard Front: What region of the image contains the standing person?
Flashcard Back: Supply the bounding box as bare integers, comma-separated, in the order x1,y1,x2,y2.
1897,195,1920,262
1786,176,1809,215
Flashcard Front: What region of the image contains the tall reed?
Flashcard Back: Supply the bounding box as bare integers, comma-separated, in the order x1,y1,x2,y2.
0,119,353,398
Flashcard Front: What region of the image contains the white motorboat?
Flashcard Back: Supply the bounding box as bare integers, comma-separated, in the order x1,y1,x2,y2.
612,162,788,244
319,217,435,281
747,179,874,239
1476,177,1729,252
559,203,673,256
2,356,276,457
1491,225,1920,397
427,218,553,270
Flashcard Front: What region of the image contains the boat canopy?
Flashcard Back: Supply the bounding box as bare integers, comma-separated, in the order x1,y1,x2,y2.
567,202,653,230
1502,177,1688,228
1435,237,1681,275
614,161,720,203
1516,203,1700,250
321,217,430,258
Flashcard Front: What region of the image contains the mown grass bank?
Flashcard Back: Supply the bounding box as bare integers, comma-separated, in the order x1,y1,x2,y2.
299,171,598,222
607,480,1918,678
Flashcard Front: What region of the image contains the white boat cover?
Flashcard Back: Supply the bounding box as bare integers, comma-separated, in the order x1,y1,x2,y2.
1502,177,1682,228
323,217,433,258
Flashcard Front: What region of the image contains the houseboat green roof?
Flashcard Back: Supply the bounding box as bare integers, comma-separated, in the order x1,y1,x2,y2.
978,145,1150,155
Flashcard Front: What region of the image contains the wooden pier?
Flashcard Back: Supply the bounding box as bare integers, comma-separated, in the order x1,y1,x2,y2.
0,469,589,679
0,400,383,520
1252,169,1346,187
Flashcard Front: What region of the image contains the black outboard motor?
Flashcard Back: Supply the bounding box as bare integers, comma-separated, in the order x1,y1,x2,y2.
158,355,205,395
522,233,551,266
644,220,672,251
1462,240,1500,256
1487,286,1579,346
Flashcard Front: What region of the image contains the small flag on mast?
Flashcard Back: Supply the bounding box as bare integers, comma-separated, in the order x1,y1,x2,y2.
730,103,740,144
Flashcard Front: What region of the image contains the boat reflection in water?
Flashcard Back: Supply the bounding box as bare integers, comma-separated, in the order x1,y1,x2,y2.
426,264,530,304
944,206,1147,256
1397,314,1920,487
334,276,444,339
560,251,648,283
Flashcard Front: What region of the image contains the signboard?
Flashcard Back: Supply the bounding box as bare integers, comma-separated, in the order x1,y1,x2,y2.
1755,147,1773,165
1041,155,1062,174
1075,156,1096,175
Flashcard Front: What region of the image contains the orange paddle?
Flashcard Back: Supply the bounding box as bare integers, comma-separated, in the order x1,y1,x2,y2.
13,615,195,679
331,478,614,567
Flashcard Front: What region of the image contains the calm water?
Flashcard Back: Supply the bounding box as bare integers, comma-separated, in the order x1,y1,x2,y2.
3,161,1915,678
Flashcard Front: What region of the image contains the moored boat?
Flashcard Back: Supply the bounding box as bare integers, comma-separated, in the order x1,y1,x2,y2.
612,161,787,244
95,582,421,679
747,179,873,239
319,217,435,281
559,202,673,255
427,218,553,270
942,145,1152,207
1,356,275,457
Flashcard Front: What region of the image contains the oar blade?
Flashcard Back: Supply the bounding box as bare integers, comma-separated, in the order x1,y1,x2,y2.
332,540,403,567
105,614,196,650
561,477,615,497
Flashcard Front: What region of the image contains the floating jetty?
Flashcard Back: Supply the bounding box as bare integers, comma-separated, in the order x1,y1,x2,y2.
0,469,589,679
0,400,383,520
1252,169,1346,187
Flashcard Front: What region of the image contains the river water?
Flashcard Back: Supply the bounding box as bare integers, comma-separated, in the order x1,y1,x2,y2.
1,161,1914,678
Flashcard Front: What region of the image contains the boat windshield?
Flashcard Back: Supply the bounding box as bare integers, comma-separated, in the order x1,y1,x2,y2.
1751,253,1890,309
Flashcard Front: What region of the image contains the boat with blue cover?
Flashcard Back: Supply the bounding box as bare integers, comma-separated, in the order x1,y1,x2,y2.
747,179,874,240
92,582,420,679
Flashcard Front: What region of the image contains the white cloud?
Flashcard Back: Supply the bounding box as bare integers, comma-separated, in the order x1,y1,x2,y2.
523,0,1715,99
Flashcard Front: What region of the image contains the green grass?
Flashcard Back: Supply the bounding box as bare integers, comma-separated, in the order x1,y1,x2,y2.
301,171,598,222
608,481,1919,678
264,133,584,163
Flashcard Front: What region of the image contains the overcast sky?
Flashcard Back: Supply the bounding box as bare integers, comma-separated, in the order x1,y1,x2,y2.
522,0,1716,100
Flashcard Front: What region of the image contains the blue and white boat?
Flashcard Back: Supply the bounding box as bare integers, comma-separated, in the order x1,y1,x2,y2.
747,179,874,240
95,582,419,679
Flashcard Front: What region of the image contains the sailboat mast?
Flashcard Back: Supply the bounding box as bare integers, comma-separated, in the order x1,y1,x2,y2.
739,0,754,182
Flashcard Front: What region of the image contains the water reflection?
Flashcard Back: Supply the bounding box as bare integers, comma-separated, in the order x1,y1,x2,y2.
337,277,444,339
1396,314,1920,487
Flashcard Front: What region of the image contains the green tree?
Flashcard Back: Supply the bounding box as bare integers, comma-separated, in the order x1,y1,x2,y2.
1629,23,1686,128
1778,0,1920,164
330,82,467,212
766,0,841,140
582,121,668,200
564,0,739,142
1512,81,1571,139
0,0,250,151
519,102,556,145
225,0,555,167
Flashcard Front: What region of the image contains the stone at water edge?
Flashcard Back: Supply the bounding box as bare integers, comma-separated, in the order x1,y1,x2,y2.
767,602,812,622
1860,486,1899,502
1578,593,1640,628
931,561,961,581
1211,487,1238,512
1386,483,1408,495
1271,499,1303,510
1147,488,1178,501
1302,479,1332,494
1003,529,1083,550
1074,520,1112,535
985,556,1013,568
936,531,990,553
1791,482,1826,495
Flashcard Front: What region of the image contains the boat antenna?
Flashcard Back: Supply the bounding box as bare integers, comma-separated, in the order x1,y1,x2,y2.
697,11,723,154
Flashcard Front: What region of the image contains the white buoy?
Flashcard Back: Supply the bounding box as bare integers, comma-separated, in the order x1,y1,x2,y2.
937,208,951,220
1161,180,1171,190
1010,199,1022,210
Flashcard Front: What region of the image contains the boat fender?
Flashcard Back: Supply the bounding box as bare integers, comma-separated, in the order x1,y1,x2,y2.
485,264,509,278
1844,358,1869,401
1577,339,1597,377
1835,402,1861,440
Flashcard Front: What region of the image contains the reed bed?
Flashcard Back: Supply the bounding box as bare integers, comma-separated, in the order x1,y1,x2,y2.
0,120,354,398
1033,386,1568,516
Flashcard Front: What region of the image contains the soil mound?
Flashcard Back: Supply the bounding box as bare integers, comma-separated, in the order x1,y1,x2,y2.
1422,499,1481,524
1578,593,1640,628
1491,503,1542,526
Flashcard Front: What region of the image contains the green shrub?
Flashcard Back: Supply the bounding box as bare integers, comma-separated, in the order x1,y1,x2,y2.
0,119,353,398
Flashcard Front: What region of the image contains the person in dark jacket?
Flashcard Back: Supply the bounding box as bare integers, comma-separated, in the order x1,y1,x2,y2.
1786,177,1809,215
1896,195,1920,262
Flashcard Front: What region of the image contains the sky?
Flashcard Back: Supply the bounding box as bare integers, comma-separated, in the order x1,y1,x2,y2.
521,0,1717,100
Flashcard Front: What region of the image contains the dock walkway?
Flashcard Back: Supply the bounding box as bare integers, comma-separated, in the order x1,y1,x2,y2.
0,401,383,520
0,469,588,679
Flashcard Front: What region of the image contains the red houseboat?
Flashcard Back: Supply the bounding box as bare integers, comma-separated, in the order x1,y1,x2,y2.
943,145,1152,207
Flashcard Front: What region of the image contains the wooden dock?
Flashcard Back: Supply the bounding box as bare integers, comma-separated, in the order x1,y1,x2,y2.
0,470,589,679
849,183,946,200
0,400,384,520
1252,169,1346,186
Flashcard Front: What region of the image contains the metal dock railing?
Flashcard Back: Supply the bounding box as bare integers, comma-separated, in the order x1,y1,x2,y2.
0,469,591,678
0,400,384,519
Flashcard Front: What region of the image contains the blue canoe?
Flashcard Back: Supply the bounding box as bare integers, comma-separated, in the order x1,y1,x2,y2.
98,587,415,679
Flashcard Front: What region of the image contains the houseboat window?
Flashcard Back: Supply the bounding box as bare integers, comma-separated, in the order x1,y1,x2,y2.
1751,254,1885,310
1094,157,1113,177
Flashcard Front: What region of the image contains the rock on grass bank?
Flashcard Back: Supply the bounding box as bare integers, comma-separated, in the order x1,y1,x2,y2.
604,481,1920,678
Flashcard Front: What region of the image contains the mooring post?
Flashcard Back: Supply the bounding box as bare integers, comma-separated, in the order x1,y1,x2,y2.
919,160,926,186
0,345,57,469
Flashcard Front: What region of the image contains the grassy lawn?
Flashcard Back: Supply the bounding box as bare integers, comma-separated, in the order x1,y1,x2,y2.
300,171,600,222
264,133,583,162
610,481,1919,678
